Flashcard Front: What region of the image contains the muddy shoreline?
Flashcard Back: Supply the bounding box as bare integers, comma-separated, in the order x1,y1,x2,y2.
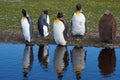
0,29,120,48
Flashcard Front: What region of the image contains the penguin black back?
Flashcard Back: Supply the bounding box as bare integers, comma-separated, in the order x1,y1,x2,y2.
57,12,69,40
38,10,49,37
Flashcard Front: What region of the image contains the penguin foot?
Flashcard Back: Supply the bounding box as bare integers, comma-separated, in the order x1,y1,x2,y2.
25,40,34,46
72,35,84,38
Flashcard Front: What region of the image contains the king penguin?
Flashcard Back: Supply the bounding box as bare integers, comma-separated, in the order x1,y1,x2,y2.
53,12,69,46
21,9,34,43
71,4,86,37
38,10,50,37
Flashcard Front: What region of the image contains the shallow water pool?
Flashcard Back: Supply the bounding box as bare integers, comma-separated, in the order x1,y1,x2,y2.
0,43,120,80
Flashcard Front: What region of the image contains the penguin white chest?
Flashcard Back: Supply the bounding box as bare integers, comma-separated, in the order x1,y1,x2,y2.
53,21,66,46
21,18,31,42
43,25,49,37
72,13,85,35
47,15,50,25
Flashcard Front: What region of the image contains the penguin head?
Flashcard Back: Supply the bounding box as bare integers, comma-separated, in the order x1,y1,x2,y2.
75,4,82,15
54,12,63,23
104,10,111,15
76,3,82,11
57,12,63,18
22,9,27,17
43,10,48,15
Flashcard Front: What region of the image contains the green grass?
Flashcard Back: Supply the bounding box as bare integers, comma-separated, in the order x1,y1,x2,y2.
0,0,120,32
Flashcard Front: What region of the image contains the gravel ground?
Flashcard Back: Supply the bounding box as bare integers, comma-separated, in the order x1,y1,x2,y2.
0,29,120,48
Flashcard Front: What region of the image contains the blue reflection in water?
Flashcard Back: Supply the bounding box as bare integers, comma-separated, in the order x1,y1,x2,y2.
71,46,86,80
22,44,34,77
54,45,69,80
0,43,120,80
98,48,116,76
38,44,49,70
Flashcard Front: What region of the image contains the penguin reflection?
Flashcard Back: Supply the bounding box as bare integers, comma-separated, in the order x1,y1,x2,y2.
98,48,116,76
22,44,34,77
54,45,69,79
38,44,49,69
71,46,86,80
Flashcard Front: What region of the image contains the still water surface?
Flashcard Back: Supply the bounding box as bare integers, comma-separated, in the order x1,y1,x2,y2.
0,43,120,80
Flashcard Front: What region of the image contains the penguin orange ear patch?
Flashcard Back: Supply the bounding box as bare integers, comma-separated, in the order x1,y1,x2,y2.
22,16,26,19
75,11,81,15
55,18,60,23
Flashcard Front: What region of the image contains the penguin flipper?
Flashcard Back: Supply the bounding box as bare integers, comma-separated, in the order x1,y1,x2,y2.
60,18,69,40
26,13,34,40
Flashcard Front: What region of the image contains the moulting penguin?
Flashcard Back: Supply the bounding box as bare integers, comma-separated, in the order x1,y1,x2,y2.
99,10,117,43
38,10,50,37
21,9,34,43
53,12,69,46
71,3,86,37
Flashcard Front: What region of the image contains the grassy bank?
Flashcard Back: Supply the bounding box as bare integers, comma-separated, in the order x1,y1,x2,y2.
1,0,120,47
0,0,120,32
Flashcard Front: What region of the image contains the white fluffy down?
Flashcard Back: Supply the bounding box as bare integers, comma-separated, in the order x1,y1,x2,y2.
21,18,31,42
53,21,66,46
72,13,85,35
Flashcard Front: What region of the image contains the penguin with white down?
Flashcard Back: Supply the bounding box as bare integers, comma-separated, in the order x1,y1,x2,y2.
71,4,86,37
21,9,34,43
53,12,69,46
38,10,50,37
